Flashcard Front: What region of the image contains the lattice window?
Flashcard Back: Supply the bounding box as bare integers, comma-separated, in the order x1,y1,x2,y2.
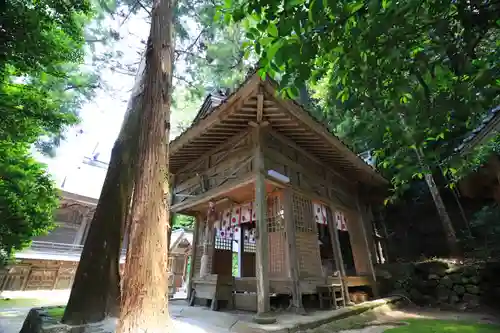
267,195,284,233
214,234,232,250
292,192,315,232
244,241,256,253
267,194,286,276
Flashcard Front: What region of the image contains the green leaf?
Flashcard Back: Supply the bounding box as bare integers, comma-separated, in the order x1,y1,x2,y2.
265,39,284,62
268,24,278,37
341,90,349,103
285,0,305,11
259,37,275,46
257,68,267,80
348,2,364,14
287,86,300,99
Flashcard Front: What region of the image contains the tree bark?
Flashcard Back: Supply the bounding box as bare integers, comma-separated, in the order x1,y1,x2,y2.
415,148,461,258
61,50,146,327
116,0,174,331
61,139,136,324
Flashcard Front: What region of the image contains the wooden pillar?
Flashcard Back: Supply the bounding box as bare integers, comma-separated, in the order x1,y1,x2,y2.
355,196,379,297
21,267,33,291
187,214,200,300
52,264,62,290
73,210,89,245
327,205,351,304
237,227,244,278
283,187,304,313
253,124,275,323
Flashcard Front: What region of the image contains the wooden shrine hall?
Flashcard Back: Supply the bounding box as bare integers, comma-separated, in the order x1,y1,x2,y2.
168,72,388,317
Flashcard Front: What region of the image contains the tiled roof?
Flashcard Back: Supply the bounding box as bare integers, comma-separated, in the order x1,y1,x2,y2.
169,68,383,179
456,105,500,153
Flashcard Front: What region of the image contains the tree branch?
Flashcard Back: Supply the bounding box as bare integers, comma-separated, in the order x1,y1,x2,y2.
64,83,100,92
174,49,206,61
111,68,136,76
176,29,205,61
137,0,151,16
413,68,431,111
173,75,196,88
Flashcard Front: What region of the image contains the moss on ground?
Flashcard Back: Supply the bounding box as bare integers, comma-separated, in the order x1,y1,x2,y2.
45,306,65,318
0,298,43,309
386,319,500,332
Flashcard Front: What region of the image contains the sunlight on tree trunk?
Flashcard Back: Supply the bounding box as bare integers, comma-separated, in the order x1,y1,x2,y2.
415,148,461,258
116,0,174,331
61,50,146,325
62,127,138,325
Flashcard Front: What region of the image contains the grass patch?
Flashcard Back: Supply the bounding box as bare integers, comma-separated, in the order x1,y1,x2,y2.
45,306,66,318
0,298,43,309
386,319,500,333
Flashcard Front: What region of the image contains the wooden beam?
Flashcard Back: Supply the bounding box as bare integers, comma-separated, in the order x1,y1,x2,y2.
170,74,260,155
253,125,274,321
283,186,304,313
267,127,355,186
177,129,251,176
174,149,252,194
257,94,264,123
249,120,269,128
266,176,354,213
262,146,354,202
171,173,255,213
261,82,387,186
187,214,200,300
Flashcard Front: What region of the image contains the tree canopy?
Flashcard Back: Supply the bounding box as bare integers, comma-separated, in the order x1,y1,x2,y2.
0,142,60,265
0,0,95,261
223,0,500,198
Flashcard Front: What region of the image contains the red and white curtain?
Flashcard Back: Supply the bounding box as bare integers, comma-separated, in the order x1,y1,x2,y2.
313,202,348,231
313,203,328,225
334,211,348,232
214,202,257,242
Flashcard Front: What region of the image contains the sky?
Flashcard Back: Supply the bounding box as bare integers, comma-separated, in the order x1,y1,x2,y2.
35,10,186,199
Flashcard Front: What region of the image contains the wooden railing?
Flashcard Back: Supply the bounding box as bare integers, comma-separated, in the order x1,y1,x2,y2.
16,241,127,259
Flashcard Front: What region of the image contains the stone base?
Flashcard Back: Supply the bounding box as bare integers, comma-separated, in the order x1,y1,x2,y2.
252,312,277,325
20,307,116,333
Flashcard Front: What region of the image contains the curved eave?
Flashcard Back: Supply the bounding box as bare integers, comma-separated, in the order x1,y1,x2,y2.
169,74,387,187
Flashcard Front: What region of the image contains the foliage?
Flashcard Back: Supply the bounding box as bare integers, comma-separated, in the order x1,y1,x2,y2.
459,204,500,259
172,214,195,230
452,134,500,181
232,252,238,277
0,0,95,261
0,142,59,264
223,0,500,201
1,0,98,155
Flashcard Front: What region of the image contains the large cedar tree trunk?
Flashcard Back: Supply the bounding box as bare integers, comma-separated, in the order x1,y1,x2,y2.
116,0,174,331
61,62,144,326
61,140,136,324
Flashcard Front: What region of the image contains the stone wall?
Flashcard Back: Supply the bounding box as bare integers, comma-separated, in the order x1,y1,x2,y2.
376,260,500,310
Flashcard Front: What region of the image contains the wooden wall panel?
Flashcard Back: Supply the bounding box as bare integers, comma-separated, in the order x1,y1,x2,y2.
241,253,256,277
173,133,254,206
263,131,356,210
0,260,78,292
211,249,232,276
